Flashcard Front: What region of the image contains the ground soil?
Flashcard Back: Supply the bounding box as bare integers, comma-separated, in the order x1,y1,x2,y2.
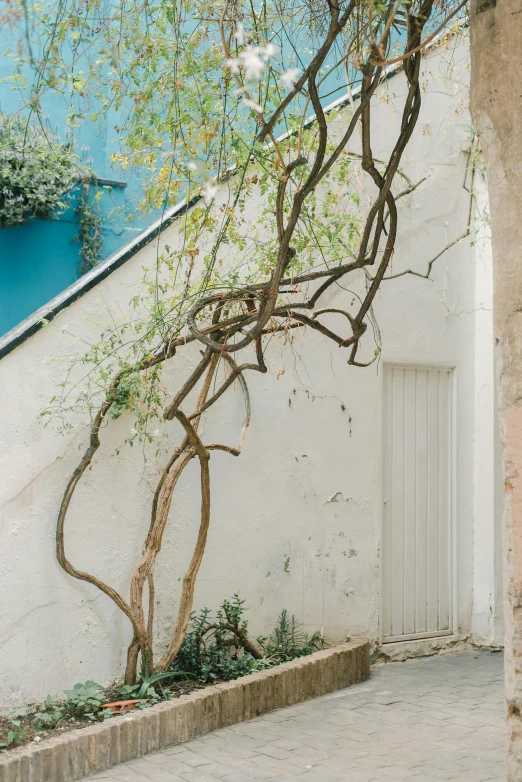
0,679,202,753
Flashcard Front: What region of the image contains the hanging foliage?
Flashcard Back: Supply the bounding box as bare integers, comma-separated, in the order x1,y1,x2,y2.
0,113,81,227
73,178,104,274
0,112,103,270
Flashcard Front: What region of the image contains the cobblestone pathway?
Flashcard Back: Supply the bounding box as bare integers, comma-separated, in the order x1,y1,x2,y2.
88,650,505,782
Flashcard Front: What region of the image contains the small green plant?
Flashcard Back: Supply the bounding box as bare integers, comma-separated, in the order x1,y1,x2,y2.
0,708,28,748
171,596,317,684
118,667,193,708
170,595,265,683
0,603,326,752
33,696,63,730
64,681,105,719
258,610,327,663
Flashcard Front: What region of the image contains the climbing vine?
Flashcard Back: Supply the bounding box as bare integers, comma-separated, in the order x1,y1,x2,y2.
27,0,467,683
73,178,104,275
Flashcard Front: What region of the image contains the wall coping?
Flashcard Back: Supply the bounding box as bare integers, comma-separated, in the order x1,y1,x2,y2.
0,27,466,361
0,27,469,363
0,639,369,782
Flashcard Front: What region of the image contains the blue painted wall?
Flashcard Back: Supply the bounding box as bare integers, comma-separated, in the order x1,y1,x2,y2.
0,184,146,334
0,15,361,338
0,21,160,336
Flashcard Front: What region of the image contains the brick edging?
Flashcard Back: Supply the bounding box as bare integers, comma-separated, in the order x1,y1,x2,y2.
0,638,369,782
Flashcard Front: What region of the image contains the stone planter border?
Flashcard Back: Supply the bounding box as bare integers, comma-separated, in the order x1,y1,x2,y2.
0,638,369,782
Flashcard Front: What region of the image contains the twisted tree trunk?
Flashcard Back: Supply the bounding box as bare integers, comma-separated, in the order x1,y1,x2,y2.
55,0,447,693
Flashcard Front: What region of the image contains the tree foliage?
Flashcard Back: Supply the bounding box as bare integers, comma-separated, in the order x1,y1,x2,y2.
0,113,80,227
8,0,466,682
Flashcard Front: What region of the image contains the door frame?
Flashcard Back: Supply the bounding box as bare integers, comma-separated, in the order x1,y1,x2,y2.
379,361,458,645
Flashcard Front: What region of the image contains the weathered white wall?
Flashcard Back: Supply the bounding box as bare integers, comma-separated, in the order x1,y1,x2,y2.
472,181,504,646
470,1,522,774
0,37,501,706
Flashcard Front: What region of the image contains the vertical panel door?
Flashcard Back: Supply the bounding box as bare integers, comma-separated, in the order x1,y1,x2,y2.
382,365,453,642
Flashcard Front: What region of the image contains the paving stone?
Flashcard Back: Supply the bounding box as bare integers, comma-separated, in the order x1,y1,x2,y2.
255,746,294,761
221,775,260,782
179,773,219,782
128,763,187,781
87,650,505,781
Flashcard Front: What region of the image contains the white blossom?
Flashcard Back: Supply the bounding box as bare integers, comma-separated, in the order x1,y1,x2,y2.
226,58,240,75
234,22,245,45
244,98,263,114
202,180,218,205
281,67,300,90
187,161,198,172
240,46,265,79
225,42,277,81
262,42,277,61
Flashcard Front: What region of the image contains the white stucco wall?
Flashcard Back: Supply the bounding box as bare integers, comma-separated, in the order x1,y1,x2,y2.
0,36,501,706
472,182,504,646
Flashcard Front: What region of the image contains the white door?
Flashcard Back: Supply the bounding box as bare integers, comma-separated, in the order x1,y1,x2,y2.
382,364,453,643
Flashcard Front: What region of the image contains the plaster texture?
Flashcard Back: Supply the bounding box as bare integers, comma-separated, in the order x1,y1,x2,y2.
0,37,502,706
470,0,522,776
